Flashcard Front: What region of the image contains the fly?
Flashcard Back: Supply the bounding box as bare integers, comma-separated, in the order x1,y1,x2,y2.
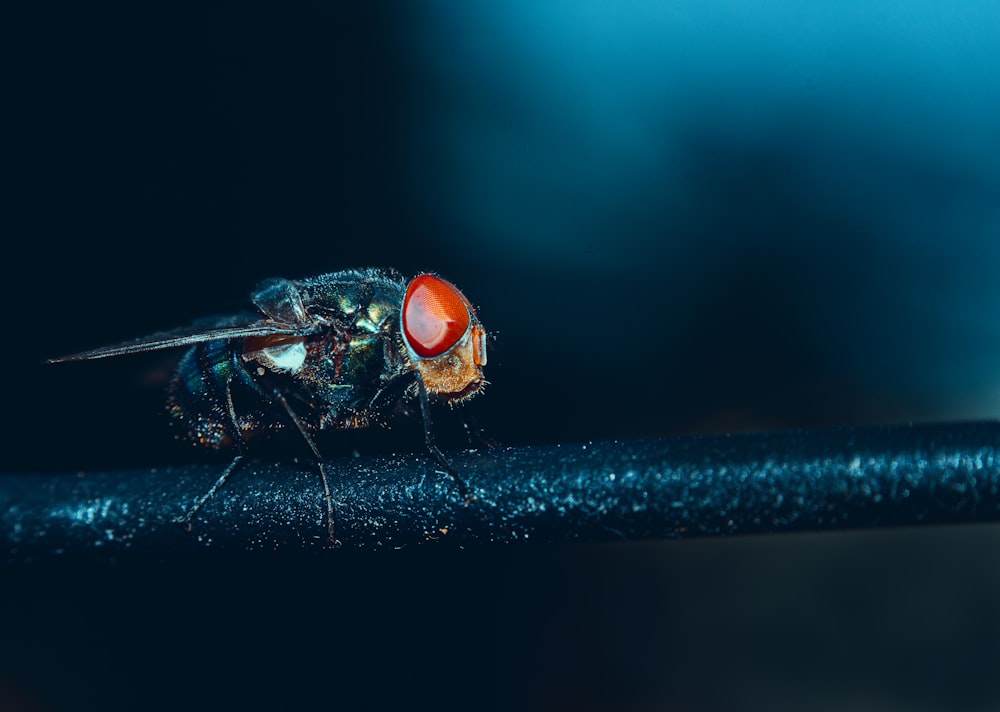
48,268,489,545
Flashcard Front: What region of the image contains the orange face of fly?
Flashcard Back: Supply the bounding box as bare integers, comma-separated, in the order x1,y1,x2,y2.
401,274,487,401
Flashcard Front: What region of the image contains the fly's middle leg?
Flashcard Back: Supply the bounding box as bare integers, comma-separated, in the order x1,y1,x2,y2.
269,389,340,547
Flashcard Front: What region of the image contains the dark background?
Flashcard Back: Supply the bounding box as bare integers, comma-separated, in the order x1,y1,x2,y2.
6,2,1000,710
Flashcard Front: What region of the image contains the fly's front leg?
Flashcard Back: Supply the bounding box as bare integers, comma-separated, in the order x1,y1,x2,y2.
372,369,473,502
414,373,473,502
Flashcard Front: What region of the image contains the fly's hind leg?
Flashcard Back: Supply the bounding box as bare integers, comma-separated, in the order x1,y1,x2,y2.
175,454,246,531
175,379,247,530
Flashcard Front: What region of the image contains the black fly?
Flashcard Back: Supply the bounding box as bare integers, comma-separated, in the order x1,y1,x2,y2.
49,268,488,545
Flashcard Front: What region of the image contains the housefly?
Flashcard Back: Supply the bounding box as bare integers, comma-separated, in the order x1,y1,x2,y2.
49,268,488,544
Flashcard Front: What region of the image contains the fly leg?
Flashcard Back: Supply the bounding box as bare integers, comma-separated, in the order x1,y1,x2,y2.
175,454,246,531
370,370,473,502
269,390,340,547
176,380,247,530
415,373,473,502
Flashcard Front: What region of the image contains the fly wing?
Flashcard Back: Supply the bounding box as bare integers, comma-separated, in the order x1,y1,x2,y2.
47,319,307,363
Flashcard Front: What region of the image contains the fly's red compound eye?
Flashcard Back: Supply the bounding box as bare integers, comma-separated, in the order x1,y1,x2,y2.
402,274,472,358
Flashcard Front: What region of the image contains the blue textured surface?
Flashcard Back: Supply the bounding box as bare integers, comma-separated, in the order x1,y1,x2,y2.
3,421,999,562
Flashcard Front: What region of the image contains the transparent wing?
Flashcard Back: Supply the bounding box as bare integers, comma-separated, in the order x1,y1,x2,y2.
48,319,307,363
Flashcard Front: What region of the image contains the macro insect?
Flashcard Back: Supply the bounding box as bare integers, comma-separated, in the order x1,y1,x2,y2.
49,268,488,544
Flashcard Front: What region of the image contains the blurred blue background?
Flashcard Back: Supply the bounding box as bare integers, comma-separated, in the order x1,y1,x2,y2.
7,2,1000,710
18,1,1000,466
404,0,1000,436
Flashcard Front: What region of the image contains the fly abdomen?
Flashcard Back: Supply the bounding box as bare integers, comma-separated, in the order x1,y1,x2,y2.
168,340,261,449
